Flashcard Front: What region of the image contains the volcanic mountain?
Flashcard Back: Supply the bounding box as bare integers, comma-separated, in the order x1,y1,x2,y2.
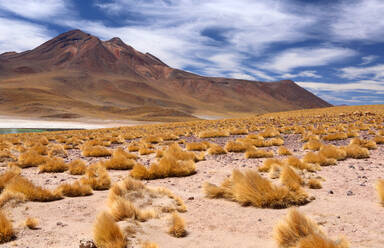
0,29,331,121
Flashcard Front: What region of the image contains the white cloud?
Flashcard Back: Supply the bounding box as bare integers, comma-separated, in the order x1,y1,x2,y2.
297,80,384,92
262,46,357,72
0,17,52,53
331,0,384,41
228,73,256,81
340,64,384,80
0,0,70,20
282,70,322,79
361,55,378,65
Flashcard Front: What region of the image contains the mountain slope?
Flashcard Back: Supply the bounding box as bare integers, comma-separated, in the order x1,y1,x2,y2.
0,29,332,121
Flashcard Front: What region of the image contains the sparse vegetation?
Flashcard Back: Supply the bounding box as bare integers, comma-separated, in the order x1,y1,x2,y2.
376,179,384,206
0,211,15,243
169,212,187,238
93,212,126,248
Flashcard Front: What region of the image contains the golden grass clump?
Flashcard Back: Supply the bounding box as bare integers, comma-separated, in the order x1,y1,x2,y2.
25,217,39,230
260,127,280,138
17,151,46,168
198,130,230,138
0,211,15,243
319,144,347,161
308,178,322,189
245,147,273,159
5,175,62,202
322,132,348,141
224,141,247,153
204,169,310,208
376,179,384,206
81,163,111,190
284,156,317,172
303,152,337,166
0,167,21,191
142,242,159,248
350,137,377,150
68,159,87,175
48,144,67,158
278,146,292,156
229,128,249,135
274,208,349,248
169,212,187,238
109,196,137,221
163,143,196,161
266,138,285,146
344,144,370,159
258,158,285,172
374,135,384,144
303,139,322,151
93,212,126,248
81,145,111,157
104,149,136,170
39,157,68,173
269,164,282,179
142,135,163,144
130,156,196,180
186,142,209,151
55,181,93,197
207,143,227,155
128,142,140,152
280,166,303,191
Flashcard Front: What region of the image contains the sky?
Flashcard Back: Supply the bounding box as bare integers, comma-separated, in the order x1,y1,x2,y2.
0,0,383,106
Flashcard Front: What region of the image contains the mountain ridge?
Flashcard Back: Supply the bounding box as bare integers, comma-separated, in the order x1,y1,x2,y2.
0,29,332,122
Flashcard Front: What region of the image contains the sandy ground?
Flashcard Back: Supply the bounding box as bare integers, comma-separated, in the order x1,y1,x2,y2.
0,133,383,248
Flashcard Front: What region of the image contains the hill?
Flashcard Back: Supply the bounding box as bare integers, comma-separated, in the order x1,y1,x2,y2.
0,30,332,121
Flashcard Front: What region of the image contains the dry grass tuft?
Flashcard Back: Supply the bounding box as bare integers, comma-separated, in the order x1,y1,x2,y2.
245,147,273,158
204,169,310,208
186,142,209,151
17,151,46,168
229,128,249,135
48,144,67,158
284,156,316,171
68,159,87,175
55,181,93,197
344,144,370,159
5,175,62,202
169,212,187,238
25,217,39,230
303,139,323,151
319,144,347,161
322,132,348,141
39,157,68,173
278,146,292,156
142,241,159,248
104,148,136,170
198,130,230,138
274,208,349,248
350,137,377,150
260,127,280,138
93,212,126,248
376,179,384,206
280,166,303,191
269,164,282,179
374,135,384,144
303,152,337,166
81,145,111,157
225,141,247,153
81,163,111,190
0,211,15,244
207,144,227,155
258,158,284,172
308,178,322,189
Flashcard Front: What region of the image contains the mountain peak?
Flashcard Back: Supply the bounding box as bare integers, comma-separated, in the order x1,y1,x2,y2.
108,37,125,45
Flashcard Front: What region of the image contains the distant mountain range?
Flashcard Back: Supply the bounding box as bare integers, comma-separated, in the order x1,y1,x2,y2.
0,30,331,121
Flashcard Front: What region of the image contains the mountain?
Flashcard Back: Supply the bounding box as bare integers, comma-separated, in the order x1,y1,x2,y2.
0,29,332,121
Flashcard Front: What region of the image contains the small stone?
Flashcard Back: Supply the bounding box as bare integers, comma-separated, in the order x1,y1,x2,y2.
329,190,334,194
337,216,341,219
188,196,194,200
358,166,364,171
242,164,246,167
347,191,354,196
258,218,262,222
348,165,355,169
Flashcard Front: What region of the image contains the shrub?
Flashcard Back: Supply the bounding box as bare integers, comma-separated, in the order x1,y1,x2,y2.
266,138,284,146
198,130,230,138
0,168,21,191
17,151,46,168
48,144,67,157
260,127,280,138
322,132,348,141
229,128,248,135
104,149,136,170
350,137,377,150
139,147,155,155
169,212,187,238
81,163,111,190
303,152,337,166
5,175,62,202
204,169,310,208
142,242,159,248
258,158,284,172
245,147,273,159
319,144,347,161
81,145,111,157
376,179,384,206
0,211,15,243
280,166,303,191
186,142,209,151
163,143,196,161
93,212,126,248
269,164,281,179
25,217,39,229
39,157,68,173
142,136,163,144
207,144,227,155
224,141,247,153
278,146,292,156
68,159,87,175
127,142,140,152
273,208,349,248
308,178,322,189
284,156,316,171
303,139,322,151
55,181,93,197
109,196,136,221
374,135,384,144
344,144,369,159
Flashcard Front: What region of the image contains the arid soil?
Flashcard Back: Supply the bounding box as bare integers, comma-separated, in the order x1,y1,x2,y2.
0,132,383,248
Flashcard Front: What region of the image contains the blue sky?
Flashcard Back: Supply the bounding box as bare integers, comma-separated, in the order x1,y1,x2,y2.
0,0,384,105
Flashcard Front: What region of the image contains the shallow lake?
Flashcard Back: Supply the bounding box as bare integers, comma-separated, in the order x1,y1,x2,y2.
0,128,79,134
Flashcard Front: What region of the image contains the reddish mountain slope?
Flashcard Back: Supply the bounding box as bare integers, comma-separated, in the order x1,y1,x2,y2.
0,30,331,121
